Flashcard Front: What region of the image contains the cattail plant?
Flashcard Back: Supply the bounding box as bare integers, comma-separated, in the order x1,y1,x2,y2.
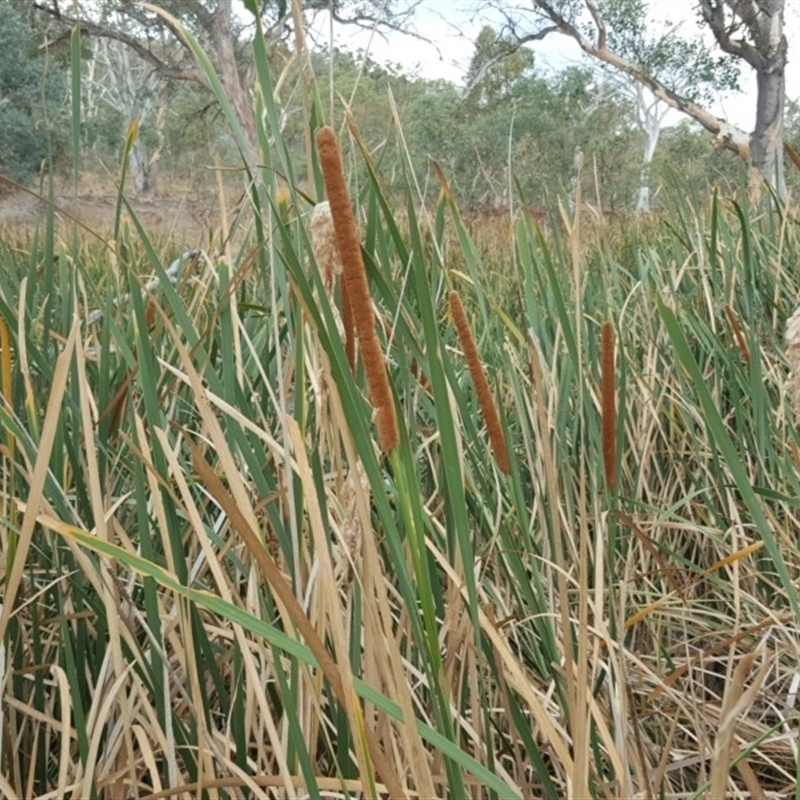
785,305,800,419
315,125,398,453
309,199,354,370
448,290,510,475
310,200,343,294
600,320,616,492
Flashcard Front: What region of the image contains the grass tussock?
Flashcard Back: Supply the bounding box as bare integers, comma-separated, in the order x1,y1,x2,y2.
2,15,800,800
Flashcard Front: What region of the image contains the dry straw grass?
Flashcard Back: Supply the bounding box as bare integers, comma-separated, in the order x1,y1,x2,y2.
3,184,800,800
785,303,800,415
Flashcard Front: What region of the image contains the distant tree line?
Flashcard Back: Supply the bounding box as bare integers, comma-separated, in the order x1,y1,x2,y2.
1,1,798,212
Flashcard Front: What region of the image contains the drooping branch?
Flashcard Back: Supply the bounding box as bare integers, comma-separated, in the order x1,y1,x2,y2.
33,2,204,84
584,0,607,50
464,25,557,98
509,0,752,160
327,0,424,39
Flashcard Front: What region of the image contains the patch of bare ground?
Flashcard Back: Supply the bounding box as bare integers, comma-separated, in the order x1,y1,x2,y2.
0,179,241,246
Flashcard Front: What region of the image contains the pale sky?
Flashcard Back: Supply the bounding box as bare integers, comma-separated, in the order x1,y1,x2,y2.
312,0,800,132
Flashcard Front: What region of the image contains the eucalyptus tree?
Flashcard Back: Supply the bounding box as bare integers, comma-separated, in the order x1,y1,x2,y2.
31,0,419,156
700,0,788,197
588,0,739,211
83,36,171,194
480,0,788,199
464,25,536,111
0,2,66,187
461,28,639,211
460,26,537,206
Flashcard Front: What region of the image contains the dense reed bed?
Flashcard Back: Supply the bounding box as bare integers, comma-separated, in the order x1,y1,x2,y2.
2,11,800,800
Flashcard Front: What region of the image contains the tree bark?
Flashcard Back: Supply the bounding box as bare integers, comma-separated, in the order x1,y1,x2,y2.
699,0,787,199
210,0,256,150
634,86,668,213
751,65,785,197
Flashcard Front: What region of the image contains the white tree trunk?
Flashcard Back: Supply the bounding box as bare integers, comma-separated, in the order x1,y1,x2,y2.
635,86,668,213
699,0,787,200
88,38,165,195
531,0,765,180
750,2,787,199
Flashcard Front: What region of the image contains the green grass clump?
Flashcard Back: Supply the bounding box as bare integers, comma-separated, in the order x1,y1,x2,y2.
2,11,800,800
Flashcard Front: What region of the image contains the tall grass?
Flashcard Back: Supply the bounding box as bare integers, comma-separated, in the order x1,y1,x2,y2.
2,8,800,799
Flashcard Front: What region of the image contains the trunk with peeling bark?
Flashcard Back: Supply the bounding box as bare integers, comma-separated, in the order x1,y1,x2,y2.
85,38,167,196
210,0,256,151
33,0,260,157
634,86,669,213
700,0,787,199
636,133,658,213
750,47,786,197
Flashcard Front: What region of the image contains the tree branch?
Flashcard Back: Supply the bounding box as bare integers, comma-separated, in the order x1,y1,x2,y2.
464,25,558,97
525,0,752,160
585,0,607,50
33,2,205,83
327,1,431,45
698,0,766,69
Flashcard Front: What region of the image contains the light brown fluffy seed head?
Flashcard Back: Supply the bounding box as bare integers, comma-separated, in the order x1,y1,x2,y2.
785,305,800,420
310,201,342,293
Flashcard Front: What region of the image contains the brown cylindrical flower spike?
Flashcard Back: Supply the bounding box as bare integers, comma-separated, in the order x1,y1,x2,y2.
449,291,510,475
316,126,398,453
340,279,356,373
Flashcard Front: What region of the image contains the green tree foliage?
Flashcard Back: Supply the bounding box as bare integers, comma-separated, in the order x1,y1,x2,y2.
492,0,787,198
408,28,641,211
599,0,739,103
17,2,789,211
464,25,535,110
0,3,66,187
653,120,748,202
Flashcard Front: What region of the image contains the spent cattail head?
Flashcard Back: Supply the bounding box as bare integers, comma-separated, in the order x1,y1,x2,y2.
448,291,510,475
310,200,342,293
724,304,750,364
316,125,398,453
785,305,800,420
600,320,616,492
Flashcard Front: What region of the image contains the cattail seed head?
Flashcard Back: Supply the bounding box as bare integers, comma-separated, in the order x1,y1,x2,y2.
785,305,800,421
724,304,750,364
448,291,510,475
601,320,616,492
316,125,398,453
310,200,342,293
